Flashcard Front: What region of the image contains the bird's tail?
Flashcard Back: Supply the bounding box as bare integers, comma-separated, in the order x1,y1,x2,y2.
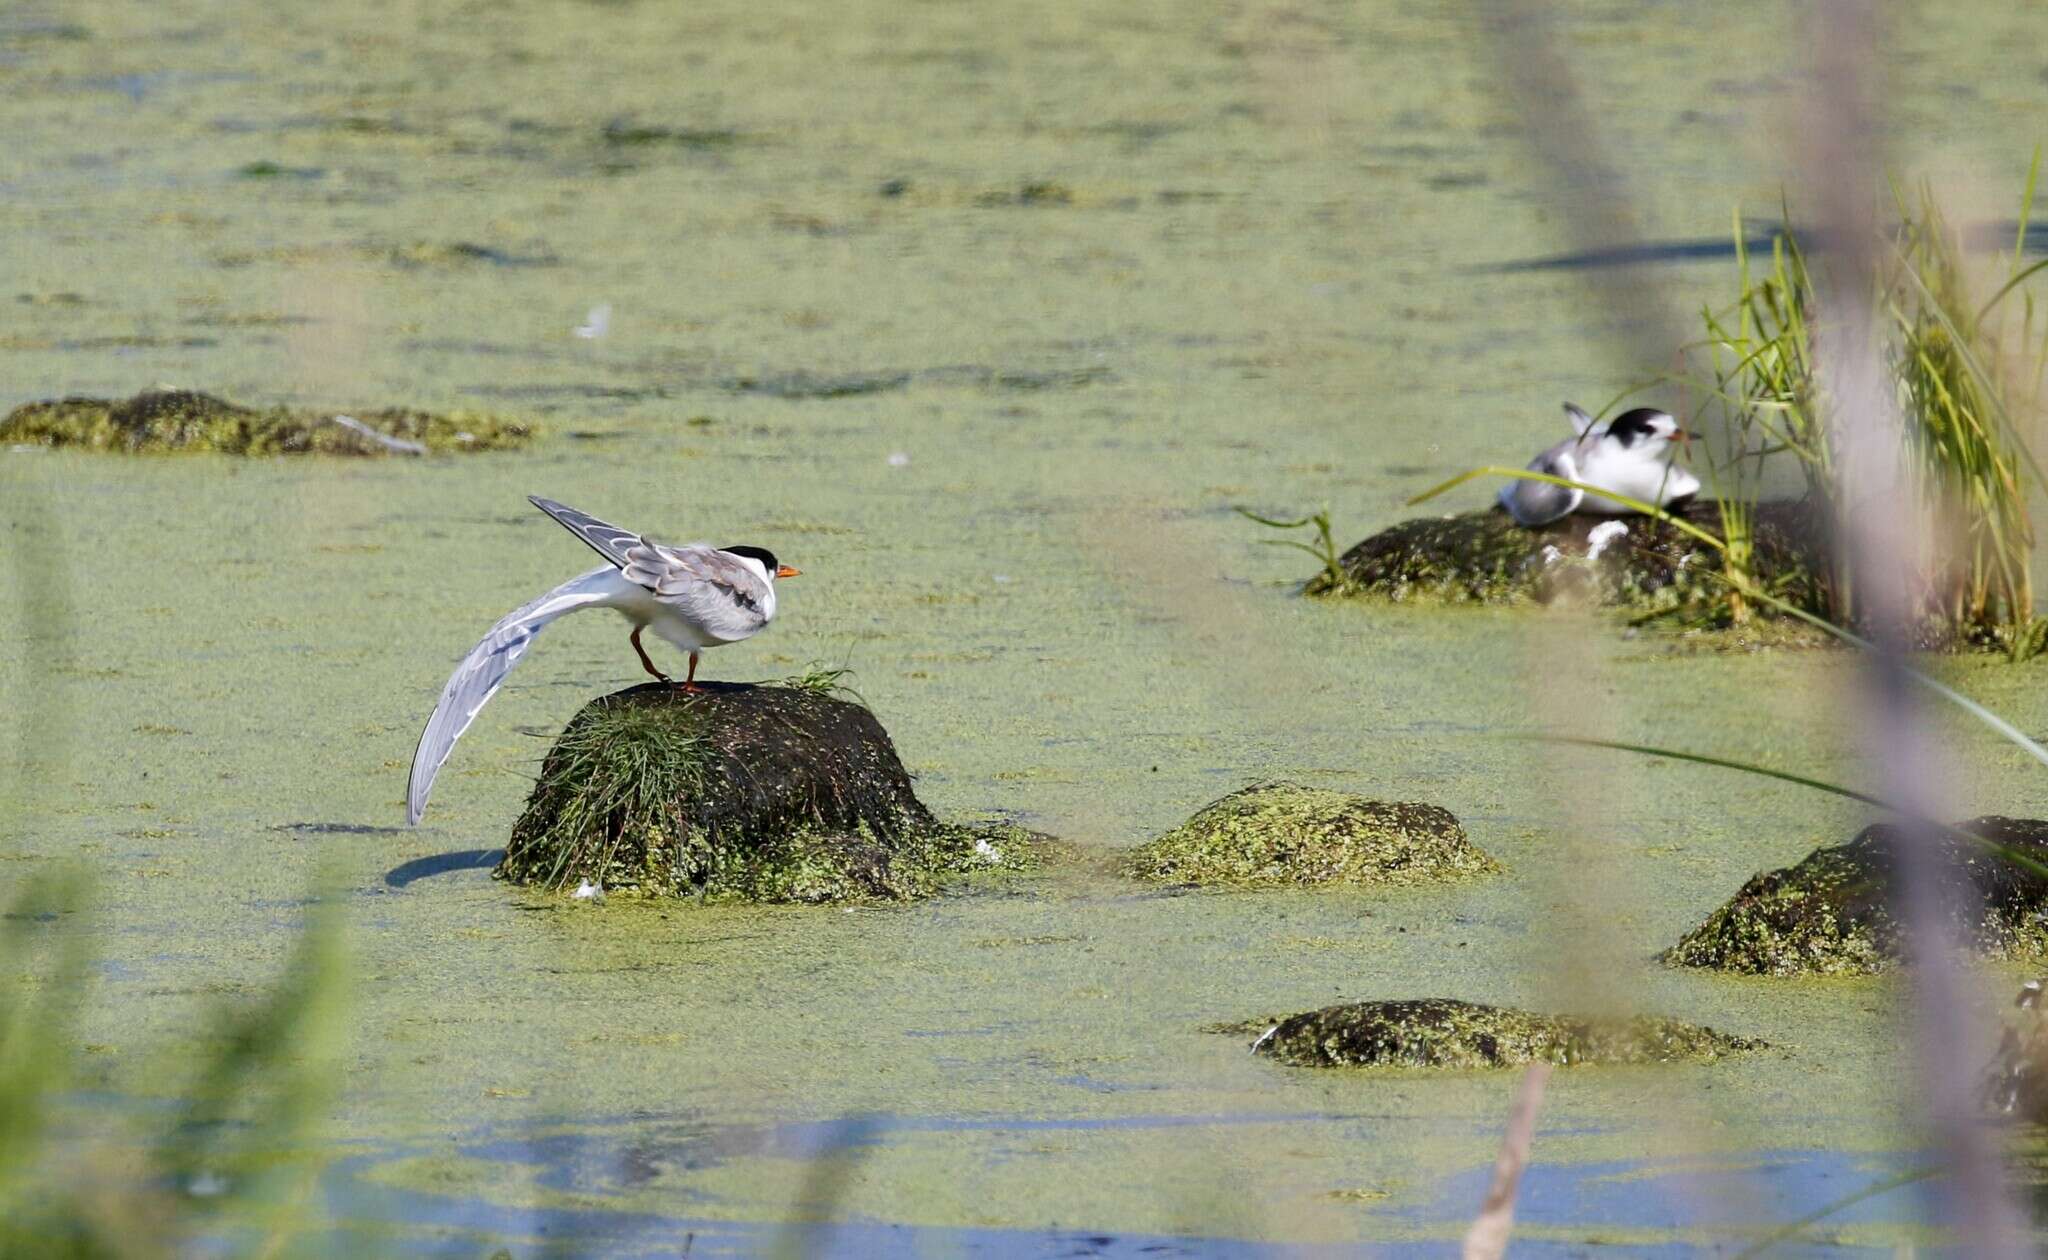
407,566,622,825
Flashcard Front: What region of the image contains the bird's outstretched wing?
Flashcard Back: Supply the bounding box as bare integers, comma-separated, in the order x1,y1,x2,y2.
407,566,620,824
529,496,644,569
629,543,774,642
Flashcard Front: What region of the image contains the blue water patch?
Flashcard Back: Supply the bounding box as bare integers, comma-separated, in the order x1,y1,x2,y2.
292,1110,1935,1257
1407,1146,1930,1249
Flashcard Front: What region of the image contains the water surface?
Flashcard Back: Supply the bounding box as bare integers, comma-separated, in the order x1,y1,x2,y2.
7,1,2048,1252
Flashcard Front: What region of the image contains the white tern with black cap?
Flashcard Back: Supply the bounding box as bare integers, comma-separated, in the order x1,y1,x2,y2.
405,497,800,824
1499,403,1701,527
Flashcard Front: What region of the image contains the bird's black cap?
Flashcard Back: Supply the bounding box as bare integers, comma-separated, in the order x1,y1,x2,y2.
722,545,782,573
1605,408,1673,447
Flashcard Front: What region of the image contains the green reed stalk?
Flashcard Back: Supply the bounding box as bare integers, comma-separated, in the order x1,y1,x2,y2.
1883,169,2046,656
1690,203,1829,625
1682,164,2048,653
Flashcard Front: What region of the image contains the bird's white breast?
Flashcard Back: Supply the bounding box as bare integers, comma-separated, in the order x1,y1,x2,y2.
1575,437,1700,514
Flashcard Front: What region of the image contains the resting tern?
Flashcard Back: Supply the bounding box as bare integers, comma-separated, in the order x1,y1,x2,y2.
1499,403,1701,527
405,496,799,824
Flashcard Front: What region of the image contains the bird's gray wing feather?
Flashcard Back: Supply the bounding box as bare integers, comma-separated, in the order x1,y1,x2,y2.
407,566,618,824
625,543,773,641
529,496,643,570
1499,444,1584,526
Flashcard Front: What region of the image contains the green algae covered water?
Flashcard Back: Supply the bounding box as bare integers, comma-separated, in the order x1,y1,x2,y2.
7,2,2048,1252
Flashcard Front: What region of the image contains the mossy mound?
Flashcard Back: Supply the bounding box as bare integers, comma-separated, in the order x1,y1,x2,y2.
1666,816,2048,976
1224,998,1759,1070
1121,781,1496,888
1317,499,1825,620
0,388,532,455
499,682,1038,903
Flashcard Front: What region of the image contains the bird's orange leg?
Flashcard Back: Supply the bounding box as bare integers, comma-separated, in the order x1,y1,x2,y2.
681,651,704,694
630,626,671,683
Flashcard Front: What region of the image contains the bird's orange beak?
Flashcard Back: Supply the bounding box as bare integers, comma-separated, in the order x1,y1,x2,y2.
776,565,802,578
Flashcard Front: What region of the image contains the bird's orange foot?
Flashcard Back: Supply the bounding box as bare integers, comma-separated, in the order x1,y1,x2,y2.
630,626,671,684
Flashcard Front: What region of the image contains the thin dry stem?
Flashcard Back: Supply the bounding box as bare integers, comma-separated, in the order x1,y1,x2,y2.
1462,1064,1553,1260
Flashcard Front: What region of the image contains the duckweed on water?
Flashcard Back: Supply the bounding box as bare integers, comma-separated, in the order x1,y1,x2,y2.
1666,816,2048,976
1221,998,1760,1070
1121,780,1495,888
599,119,748,150
0,388,533,455
500,683,1040,902
720,370,913,399
975,180,1076,207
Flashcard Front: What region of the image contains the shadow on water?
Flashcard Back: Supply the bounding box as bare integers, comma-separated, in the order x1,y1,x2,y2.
1479,229,1786,273
384,850,504,887
1481,219,2048,272
293,1108,1932,1257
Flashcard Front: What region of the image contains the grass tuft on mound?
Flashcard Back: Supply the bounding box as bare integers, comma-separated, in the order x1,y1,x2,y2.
500,683,1040,903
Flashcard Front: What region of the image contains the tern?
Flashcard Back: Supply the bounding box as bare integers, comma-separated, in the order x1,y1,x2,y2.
1499,403,1701,527
405,496,799,824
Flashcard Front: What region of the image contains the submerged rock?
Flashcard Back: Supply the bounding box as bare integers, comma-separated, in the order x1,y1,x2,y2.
1121,781,1496,888
1226,998,1758,1069
1666,816,2048,976
1316,499,1826,621
0,388,532,455
499,682,1037,903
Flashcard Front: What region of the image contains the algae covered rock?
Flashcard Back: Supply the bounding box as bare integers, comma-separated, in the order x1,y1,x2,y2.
1666,816,2048,976
0,388,532,455
499,682,1035,903
1122,781,1496,888
1316,499,1825,619
1230,998,1759,1070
